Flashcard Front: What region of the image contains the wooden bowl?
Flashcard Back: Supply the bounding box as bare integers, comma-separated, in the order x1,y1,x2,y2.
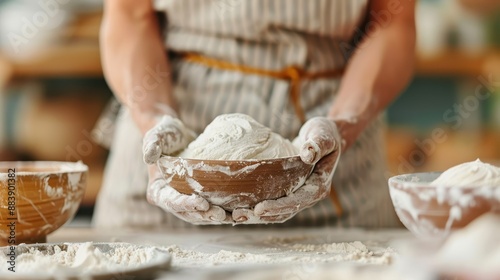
388,173,500,238
157,156,314,210
0,161,87,245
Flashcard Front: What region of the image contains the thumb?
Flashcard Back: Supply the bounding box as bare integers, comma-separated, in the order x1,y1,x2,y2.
143,130,162,164
299,118,340,164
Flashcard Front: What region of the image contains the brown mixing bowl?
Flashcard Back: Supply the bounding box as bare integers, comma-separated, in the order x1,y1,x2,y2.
0,161,87,245
157,156,314,211
388,172,500,238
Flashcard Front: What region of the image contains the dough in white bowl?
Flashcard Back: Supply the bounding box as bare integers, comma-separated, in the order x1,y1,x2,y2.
430,159,500,187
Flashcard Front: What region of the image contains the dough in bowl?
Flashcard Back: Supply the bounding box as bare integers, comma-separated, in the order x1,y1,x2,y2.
179,113,299,160
430,159,500,187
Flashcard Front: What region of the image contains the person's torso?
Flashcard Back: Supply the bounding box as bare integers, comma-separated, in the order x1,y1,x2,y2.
155,0,369,71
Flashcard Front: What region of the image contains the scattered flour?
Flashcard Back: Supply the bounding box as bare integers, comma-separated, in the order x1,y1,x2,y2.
0,240,395,276
166,240,394,268
0,242,158,275
178,113,299,160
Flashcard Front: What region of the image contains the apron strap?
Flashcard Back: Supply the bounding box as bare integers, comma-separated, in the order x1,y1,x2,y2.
180,52,344,123
329,183,343,217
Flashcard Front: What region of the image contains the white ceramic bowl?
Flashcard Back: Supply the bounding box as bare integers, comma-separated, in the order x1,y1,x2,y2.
388,172,500,238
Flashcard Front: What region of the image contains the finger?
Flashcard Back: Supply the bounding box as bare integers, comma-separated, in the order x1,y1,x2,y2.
147,179,210,212
254,183,322,216
143,119,176,164
143,131,162,164
232,208,257,223
254,197,301,216
299,119,340,164
143,116,194,164
176,205,229,224
300,139,322,165
156,116,194,155
300,133,337,164
310,149,340,181
232,208,294,224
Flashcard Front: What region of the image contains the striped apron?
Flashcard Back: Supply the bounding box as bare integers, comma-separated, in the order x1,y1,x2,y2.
92,0,400,229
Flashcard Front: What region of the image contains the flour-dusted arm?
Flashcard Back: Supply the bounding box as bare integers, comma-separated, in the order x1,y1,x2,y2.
328,0,416,150
101,0,229,224
233,0,416,224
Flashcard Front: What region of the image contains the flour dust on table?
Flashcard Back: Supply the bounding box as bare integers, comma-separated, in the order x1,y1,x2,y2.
165,240,394,268
0,242,169,277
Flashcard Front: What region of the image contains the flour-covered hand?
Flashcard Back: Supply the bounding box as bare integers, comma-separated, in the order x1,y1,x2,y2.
142,114,229,224
232,149,340,223
146,166,231,224
295,117,341,165
143,115,196,164
232,117,341,224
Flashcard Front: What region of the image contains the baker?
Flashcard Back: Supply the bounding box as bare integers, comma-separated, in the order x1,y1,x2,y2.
93,0,416,228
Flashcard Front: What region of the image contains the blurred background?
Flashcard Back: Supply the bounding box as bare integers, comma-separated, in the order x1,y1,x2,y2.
0,0,499,219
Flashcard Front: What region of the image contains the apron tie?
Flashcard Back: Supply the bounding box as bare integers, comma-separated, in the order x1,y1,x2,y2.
330,183,343,217
180,52,344,123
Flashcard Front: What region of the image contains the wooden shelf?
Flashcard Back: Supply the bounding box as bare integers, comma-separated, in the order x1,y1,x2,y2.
415,49,500,77
0,54,12,88
0,11,102,79
1,10,498,79
6,43,102,78
3,44,500,79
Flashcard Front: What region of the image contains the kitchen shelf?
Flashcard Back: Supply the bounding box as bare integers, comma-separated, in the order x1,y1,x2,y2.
0,10,102,80
4,47,499,79
0,7,498,79
415,49,500,77
3,43,102,78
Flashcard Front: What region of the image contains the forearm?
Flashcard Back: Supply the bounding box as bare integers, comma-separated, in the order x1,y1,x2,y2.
101,0,176,134
329,25,415,121
329,1,416,145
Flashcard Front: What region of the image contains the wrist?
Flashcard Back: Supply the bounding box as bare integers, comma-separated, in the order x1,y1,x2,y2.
328,89,379,124
130,104,178,135
326,115,368,151
328,94,376,142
